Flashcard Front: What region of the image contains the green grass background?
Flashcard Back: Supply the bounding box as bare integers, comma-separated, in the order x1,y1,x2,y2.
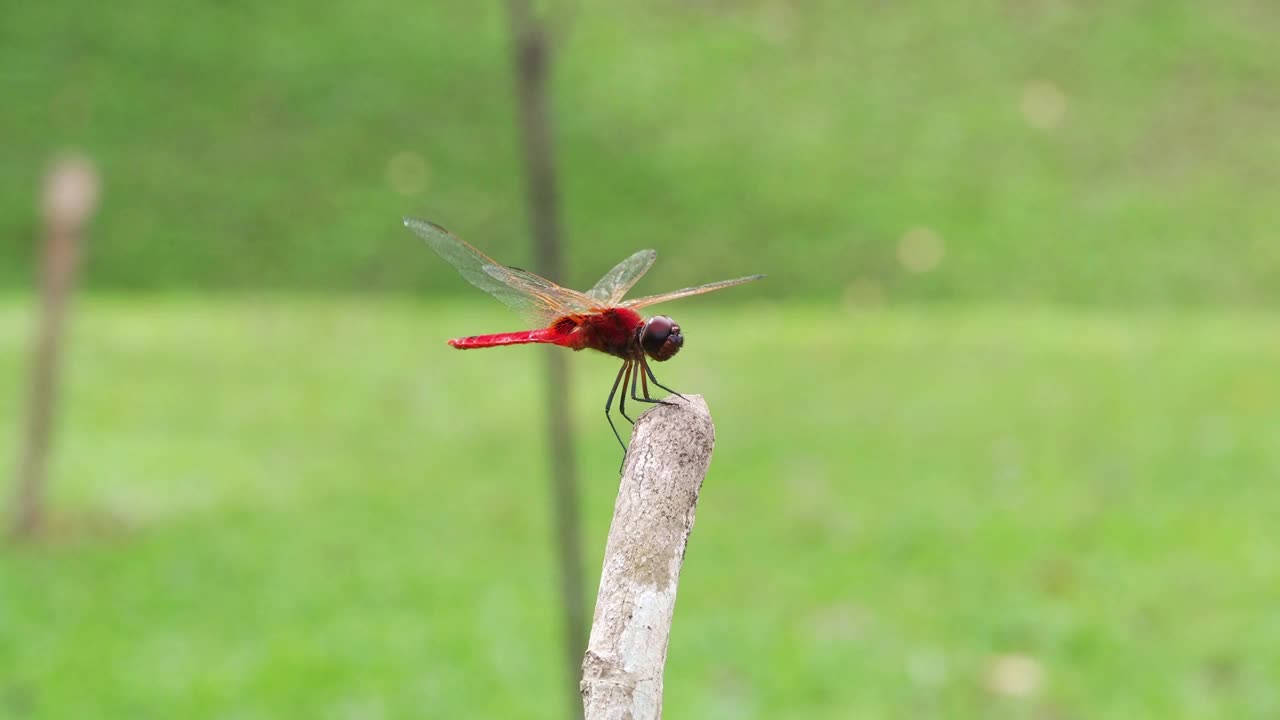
3,299,1278,718
2,1,1278,302
3,1,1280,718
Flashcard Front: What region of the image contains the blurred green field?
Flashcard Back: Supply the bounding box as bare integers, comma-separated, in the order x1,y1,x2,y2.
2,297,1277,718
6,0,1280,716
4,1,1279,303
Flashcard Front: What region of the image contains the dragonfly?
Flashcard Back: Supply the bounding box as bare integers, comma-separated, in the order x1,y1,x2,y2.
404,217,765,452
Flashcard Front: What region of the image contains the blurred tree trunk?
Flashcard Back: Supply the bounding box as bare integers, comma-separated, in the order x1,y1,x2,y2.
506,3,586,718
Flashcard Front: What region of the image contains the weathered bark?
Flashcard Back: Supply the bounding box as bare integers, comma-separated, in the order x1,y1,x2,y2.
581,395,715,720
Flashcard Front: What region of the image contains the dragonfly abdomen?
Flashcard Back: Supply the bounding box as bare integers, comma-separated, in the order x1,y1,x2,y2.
449,328,564,350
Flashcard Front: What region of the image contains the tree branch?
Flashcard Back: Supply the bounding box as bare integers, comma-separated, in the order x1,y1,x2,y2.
581,395,715,720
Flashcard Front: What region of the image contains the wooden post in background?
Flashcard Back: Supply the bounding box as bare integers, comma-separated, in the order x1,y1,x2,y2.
10,154,99,539
506,2,588,717
581,396,716,720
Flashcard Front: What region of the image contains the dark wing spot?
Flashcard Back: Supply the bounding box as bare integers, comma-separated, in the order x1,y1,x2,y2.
553,316,580,334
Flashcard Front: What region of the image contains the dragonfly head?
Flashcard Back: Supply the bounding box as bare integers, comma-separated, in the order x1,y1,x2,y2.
640,315,683,362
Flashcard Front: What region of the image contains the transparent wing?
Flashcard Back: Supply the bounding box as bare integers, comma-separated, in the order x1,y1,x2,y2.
405,217,593,325
587,249,657,304
623,274,766,310
482,264,606,317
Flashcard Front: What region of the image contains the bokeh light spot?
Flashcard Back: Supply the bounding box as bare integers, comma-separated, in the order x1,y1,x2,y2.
386,151,429,196
907,648,949,689
755,2,795,46
985,653,1045,698
843,278,886,311
897,227,945,274
1020,80,1067,131
1197,414,1237,457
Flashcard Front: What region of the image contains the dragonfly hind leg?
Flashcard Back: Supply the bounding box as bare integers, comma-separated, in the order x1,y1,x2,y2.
604,360,632,454
619,361,634,424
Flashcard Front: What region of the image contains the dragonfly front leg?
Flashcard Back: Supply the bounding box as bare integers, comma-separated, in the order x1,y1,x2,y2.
640,357,686,403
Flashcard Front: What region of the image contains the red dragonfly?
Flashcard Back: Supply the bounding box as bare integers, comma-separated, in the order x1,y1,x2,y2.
405,217,764,451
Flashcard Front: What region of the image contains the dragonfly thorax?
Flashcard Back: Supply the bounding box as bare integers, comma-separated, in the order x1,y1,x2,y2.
640,316,683,362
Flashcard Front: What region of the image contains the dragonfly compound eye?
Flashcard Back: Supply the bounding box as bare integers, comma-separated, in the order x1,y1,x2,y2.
641,316,683,361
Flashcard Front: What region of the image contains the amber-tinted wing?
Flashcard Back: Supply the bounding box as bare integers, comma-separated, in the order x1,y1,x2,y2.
623,274,766,310
587,249,657,304
405,217,602,325
482,264,605,317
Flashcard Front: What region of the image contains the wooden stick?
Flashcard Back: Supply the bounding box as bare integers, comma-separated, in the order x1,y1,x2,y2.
10,155,98,539
581,395,716,720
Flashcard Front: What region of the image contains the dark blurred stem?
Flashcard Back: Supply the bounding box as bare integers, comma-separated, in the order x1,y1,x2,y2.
507,2,587,718
11,226,80,539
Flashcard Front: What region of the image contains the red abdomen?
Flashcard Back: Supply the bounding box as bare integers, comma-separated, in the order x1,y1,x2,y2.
449,328,561,349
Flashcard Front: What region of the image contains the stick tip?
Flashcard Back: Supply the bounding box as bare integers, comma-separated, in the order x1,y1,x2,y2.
625,393,715,476
42,153,100,232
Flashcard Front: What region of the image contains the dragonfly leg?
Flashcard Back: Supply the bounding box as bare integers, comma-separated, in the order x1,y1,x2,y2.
619,360,634,424
641,357,686,402
631,357,666,406
604,359,630,454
